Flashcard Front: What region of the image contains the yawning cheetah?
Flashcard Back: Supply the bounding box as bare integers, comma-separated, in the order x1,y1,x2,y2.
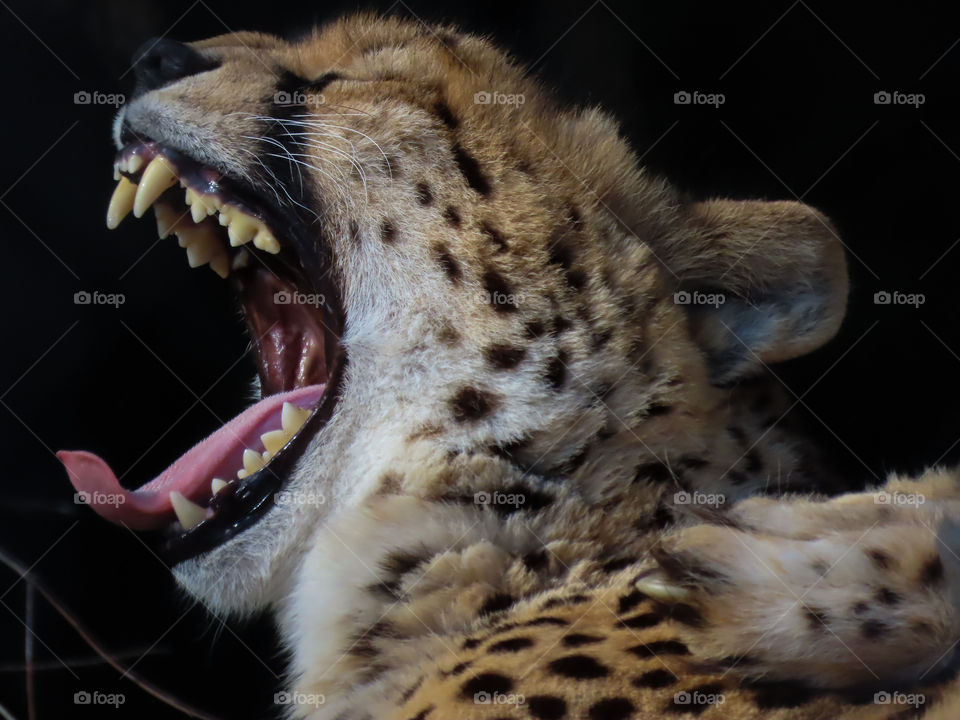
58,13,960,719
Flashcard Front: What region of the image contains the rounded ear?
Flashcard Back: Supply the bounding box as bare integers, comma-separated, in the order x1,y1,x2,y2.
658,200,848,386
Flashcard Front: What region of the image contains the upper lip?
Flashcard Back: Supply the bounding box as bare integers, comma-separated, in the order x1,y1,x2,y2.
62,134,346,563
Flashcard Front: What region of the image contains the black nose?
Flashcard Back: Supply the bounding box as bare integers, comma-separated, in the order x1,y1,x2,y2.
131,38,219,95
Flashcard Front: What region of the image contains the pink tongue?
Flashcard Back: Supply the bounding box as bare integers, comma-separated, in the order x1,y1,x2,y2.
57,385,324,530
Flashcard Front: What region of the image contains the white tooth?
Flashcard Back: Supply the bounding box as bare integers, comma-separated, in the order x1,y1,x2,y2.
243,448,265,475
184,188,197,205
209,251,230,279
133,156,178,218
262,450,272,461
281,402,311,434
227,214,259,246
211,478,228,496
113,166,121,181
185,229,220,267
218,206,233,227
253,227,281,254
191,200,208,223
106,177,138,229
231,248,252,270
153,203,182,239
261,429,291,455
128,155,145,174
169,491,208,530
236,468,248,480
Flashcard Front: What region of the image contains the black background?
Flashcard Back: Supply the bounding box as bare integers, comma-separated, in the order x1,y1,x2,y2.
1,1,959,717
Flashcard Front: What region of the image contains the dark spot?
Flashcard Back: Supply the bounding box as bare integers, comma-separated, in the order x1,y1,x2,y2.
591,328,613,350
867,549,893,570
436,323,460,345
432,100,458,129
414,181,433,205
811,560,829,576
877,588,901,606
459,673,512,699
552,315,573,334
804,606,829,630
645,403,672,417
523,549,548,571
443,206,461,227
565,269,588,290
433,244,460,282
462,637,481,650
452,144,491,196
380,220,396,243
853,601,870,615
588,698,633,720
920,555,944,586
619,612,660,629
542,595,590,610
482,270,517,312
484,344,526,370
547,237,575,269
633,669,677,689
524,320,546,339
407,706,433,720
862,619,889,639
556,444,590,475
479,593,515,616
545,352,568,389
349,621,395,658
527,696,567,720
523,616,568,627
488,636,533,653
668,603,705,628
450,386,495,422
725,470,749,485
748,680,817,709
626,641,690,658
744,450,763,472
727,426,748,445
548,654,609,679
678,455,708,470
562,633,603,648
480,221,508,253
566,203,584,231
600,557,636,574
399,677,423,703
445,660,472,676
618,590,647,614
633,460,672,485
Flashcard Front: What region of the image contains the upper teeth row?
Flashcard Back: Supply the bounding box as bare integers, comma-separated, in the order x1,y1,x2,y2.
106,155,282,277
169,401,313,531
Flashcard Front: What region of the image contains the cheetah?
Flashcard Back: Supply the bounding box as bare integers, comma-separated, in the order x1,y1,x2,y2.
57,13,960,719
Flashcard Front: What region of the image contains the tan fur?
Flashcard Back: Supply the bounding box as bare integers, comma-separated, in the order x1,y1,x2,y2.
110,13,960,719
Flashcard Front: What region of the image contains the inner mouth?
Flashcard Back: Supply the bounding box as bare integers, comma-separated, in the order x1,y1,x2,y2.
58,139,345,564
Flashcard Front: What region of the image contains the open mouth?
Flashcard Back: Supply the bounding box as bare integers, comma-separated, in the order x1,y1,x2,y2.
58,139,345,564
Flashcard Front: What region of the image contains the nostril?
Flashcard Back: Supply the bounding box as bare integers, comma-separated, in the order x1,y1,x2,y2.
131,38,220,95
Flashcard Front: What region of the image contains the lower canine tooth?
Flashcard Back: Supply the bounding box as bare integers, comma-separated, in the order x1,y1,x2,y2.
185,231,220,268
133,156,178,218
106,177,138,229
153,203,181,239
211,478,228,496
209,252,230,279
170,491,208,530
243,448,265,475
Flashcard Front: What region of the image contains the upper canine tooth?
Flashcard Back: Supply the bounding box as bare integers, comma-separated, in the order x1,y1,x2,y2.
133,156,178,217
106,177,138,229
227,214,258,246
281,402,311,434
253,227,281,254
261,429,291,455
169,491,208,530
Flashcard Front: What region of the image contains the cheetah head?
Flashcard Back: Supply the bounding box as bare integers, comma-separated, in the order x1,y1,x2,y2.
58,14,848,615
